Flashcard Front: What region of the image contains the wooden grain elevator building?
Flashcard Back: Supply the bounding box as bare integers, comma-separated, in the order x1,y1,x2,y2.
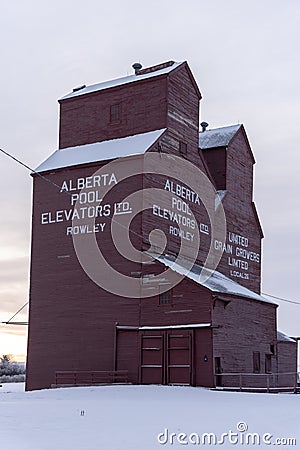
26,60,297,391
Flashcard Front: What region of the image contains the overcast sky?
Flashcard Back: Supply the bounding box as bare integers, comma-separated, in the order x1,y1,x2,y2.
0,0,299,360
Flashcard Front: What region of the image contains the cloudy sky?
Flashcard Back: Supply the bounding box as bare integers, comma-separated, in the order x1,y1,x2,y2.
0,0,299,360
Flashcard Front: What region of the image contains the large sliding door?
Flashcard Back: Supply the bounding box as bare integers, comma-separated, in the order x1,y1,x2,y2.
140,330,193,385
140,334,164,384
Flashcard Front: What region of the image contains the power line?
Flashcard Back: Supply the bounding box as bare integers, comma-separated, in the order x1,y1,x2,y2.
0,146,149,242
262,292,300,305
5,291,300,327
6,302,28,322
1,147,300,309
0,147,67,194
1,321,28,326
1,302,29,326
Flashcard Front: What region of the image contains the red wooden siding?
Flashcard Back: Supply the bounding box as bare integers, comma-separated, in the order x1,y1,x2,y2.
140,276,212,328
277,340,297,387
26,163,143,390
201,127,263,293
166,63,202,169
26,60,295,392
216,195,262,293
116,329,139,384
59,77,168,149
212,296,277,387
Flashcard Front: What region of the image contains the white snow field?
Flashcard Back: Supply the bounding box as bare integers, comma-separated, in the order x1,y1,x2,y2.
0,383,299,449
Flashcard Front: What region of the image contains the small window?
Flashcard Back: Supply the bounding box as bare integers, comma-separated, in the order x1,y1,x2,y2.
265,354,272,374
253,351,261,374
159,289,172,305
110,104,120,123
179,141,187,155
270,344,275,355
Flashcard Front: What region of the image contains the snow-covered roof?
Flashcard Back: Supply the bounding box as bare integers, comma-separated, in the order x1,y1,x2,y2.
117,323,211,330
199,124,241,149
60,61,184,100
152,254,276,305
34,129,166,173
277,331,296,343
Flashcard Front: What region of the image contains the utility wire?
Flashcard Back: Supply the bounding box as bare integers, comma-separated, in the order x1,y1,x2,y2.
0,146,148,241
2,322,28,325
6,302,28,322
1,147,300,312
5,292,300,328
1,302,29,325
0,147,66,193
262,292,300,306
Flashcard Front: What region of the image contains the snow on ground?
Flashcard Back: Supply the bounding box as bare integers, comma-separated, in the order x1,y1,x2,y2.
0,383,299,449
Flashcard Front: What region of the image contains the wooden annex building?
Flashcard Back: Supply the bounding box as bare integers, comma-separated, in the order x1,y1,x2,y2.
26,60,297,391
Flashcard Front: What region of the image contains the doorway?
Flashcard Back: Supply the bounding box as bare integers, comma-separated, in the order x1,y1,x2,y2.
140,330,193,385
215,356,222,386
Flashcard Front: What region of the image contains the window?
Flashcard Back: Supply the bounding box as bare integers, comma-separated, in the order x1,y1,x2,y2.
265,354,272,373
270,344,275,355
110,104,120,123
179,141,187,155
159,289,172,305
253,351,261,374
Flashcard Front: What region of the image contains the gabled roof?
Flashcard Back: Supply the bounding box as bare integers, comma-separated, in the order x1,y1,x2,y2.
60,61,184,100
152,253,276,305
34,129,166,173
277,331,296,343
199,124,241,149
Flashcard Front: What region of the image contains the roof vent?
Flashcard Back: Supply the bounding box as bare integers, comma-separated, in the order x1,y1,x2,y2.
137,61,175,76
132,63,142,75
72,84,86,93
200,121,209,132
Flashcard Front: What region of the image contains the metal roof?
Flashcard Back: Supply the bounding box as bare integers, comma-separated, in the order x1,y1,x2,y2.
60,61,184,100
152,253,276,305
199,124,241,149
34,129,166,173
117,324,211,330
277,331,297,343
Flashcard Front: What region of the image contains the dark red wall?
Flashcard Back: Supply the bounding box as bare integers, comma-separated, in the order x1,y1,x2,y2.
26,161,143,390
201,127,262,293
59,76,168,149
140,275,212,327
276,340,297,388
167,64,201,165
26,61,278,391
212,296,277,386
